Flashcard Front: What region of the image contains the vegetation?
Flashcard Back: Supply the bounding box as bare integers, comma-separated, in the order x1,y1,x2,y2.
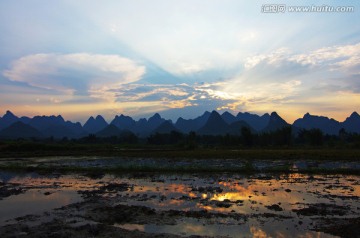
144,126,360,149
0,126,359,160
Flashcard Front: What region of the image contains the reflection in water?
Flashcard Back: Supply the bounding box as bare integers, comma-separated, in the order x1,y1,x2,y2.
0,171,357,237
250,226,269,238
212,192,248,202
0,189,81,224
117,220,334,238
0,172,104,224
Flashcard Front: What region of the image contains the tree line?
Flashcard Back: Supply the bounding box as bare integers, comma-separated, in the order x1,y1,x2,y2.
75,126,360,148
1,126,359,149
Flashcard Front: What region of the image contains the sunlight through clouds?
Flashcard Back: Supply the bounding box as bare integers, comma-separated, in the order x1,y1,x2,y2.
0,0,359,121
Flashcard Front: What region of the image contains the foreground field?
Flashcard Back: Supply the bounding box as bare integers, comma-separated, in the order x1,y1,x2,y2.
0,154,359,237
0,153,359,174
0,170,359,238
0,142,359,161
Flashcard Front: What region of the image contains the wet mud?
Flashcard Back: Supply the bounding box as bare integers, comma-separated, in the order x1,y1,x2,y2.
0,171,359,237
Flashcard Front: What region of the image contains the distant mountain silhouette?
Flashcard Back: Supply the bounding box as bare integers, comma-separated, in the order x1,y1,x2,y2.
65,121,86,136
175,111,210,133
96,124,136,139
0,112,85,138
198,111,230,135
153,121,179,134
229,120,256,135
29,115,65,131
221,111,237,124
131,113,167,137
96,124,122,137
132,118,149,136
0,111,19,130
111,114,136,130
197,111,255,136
0,110,359,139
42,124,75,139
28,115,85,138
262,112,289,132
342,112,360,133
293,113,341,135
84,115,108,134
19,116,31,124
147,113,166,131
236,112,270,131
0,121,43,139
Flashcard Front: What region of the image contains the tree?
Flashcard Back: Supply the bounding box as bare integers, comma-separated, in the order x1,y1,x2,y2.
241,126,253,147
298,128,323,146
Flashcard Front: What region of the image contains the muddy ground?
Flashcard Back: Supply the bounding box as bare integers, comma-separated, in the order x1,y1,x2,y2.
0,170,359,238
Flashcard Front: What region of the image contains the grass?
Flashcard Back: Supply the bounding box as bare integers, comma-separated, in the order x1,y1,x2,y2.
1,145,360,160
0,142,359,174
0,157,359,175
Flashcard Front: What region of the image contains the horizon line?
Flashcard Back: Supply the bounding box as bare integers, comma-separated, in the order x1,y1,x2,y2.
1,109,358,126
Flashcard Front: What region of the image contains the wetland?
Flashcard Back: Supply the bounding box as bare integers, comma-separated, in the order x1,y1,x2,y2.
0,156,359,237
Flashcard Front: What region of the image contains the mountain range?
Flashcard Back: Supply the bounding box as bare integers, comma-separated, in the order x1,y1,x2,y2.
0,110,359,139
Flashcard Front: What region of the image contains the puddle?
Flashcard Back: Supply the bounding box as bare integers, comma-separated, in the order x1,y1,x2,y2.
0,172,98,225
116,220,336,238
0,189,81,224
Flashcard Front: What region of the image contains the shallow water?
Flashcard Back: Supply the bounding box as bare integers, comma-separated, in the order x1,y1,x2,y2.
0,171,359,237
116,221,332,238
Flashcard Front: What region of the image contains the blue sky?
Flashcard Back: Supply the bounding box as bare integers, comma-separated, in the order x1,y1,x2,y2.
0,0,359,123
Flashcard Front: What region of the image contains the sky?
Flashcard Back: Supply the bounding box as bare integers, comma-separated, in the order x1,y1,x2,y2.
0,0,359,123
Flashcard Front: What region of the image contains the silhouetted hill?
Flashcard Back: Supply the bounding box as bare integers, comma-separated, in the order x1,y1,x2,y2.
153,121,179,134
175,111,210,133
84,115,108,134
229,120,256,135
19,116,31,124
1,109,359,140
0,111,86,139
0,111,19,130
132,118,149,136
262,112,289,132
66,121,86,137
221,111,237,124
198,111,229,135
96,124,122,137
28,115,85,138
147,113,166,131
293,113,341,135
0,122,43,139
29,115,65,131
111,114,135,130
42,124,75,139
236,112,270,131
131,114,167,137
342,112,360,133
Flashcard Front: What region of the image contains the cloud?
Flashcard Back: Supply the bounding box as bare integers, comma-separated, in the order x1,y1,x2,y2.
230,42,360,96
3,53,146,98
245,43,360,74
290,43,360,73
107,79,303,117
112,84,190,102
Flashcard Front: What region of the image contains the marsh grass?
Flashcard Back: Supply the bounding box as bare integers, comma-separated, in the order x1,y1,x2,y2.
1,147,359,161
1,158,359,175
0,142,359,174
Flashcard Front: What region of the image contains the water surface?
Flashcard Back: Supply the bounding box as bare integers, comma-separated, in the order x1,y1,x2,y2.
1,171,359,237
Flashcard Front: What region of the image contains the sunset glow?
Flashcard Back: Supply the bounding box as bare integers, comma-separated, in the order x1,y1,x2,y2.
0,1,359,123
